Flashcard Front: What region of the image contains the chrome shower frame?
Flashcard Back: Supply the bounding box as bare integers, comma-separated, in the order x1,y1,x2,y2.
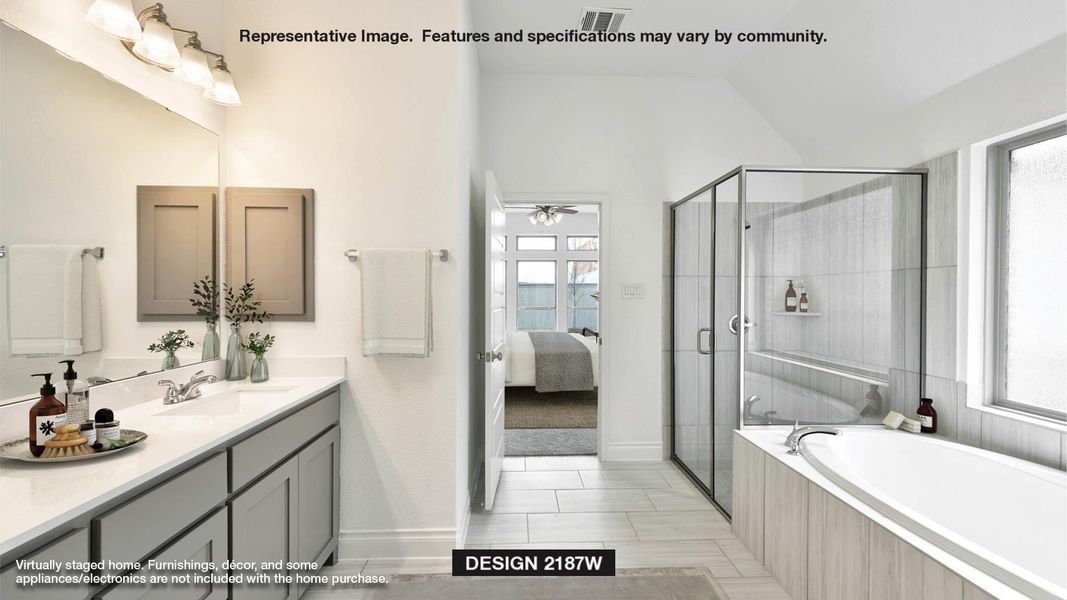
668,165,929,518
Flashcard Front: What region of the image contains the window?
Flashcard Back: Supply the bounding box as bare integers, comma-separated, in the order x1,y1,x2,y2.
516,235,557,251
567,261,599,331
990,125,1067,420
517,261,556,330
567,236,599,251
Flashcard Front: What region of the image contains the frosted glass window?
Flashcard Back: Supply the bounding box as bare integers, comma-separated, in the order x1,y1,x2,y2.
998,131,1066,417
517,261,556,330
516,235,557,251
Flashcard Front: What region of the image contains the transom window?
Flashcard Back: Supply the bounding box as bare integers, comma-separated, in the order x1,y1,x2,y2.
567,236,599,251
516,235,557,251
990,124,1066,420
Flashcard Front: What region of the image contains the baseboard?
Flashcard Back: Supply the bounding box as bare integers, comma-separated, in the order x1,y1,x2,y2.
339,528,457,560
602,441,663,461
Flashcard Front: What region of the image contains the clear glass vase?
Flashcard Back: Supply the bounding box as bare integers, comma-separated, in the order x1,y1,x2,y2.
162,350,180,370
201,322,220,361
250,353,269,383
225,323,247,380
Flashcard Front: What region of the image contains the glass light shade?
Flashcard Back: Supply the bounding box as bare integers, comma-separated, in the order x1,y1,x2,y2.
85,0,142,41
132,17,180,68
552,212,563,223
173,45,214,88
536,211,547,223
204,66,241,106
528,214,538,225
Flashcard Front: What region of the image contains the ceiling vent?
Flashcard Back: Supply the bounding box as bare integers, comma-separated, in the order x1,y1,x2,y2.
579,7,631,33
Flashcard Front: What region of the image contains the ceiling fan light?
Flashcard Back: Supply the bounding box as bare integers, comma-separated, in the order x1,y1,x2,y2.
132,15,180,68
528,214,539,225
552,212,563,223
85,0,142,41
536,211,547,223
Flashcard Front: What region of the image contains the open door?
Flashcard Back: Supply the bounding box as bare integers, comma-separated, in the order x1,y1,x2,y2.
483,171,507,510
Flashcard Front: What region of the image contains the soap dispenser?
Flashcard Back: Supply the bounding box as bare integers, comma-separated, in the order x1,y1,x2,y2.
59,360,90,425
28,373,67,457
785,279,797,312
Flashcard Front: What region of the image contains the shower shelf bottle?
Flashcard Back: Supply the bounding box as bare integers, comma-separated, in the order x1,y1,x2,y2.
798,283,809,313
784,279,797,312
916,397,937,433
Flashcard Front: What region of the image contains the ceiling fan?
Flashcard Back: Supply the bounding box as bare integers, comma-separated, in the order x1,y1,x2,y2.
527,204,578,226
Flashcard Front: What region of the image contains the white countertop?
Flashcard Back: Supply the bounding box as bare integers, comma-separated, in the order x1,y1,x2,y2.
0,376,344,558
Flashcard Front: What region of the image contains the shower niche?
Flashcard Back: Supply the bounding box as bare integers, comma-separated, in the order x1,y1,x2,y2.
670,166,926,516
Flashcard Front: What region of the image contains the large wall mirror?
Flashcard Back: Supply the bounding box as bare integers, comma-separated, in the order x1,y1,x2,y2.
0,22,220,404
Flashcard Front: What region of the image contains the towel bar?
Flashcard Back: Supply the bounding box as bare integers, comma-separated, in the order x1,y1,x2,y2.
0,245,104,259
344,249,448,262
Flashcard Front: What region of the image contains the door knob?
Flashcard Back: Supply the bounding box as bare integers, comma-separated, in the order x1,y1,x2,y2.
728,314,756,335
476,351,504,363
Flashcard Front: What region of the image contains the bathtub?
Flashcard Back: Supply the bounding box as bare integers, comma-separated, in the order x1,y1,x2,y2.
801,430,1067,600
743,371,862,426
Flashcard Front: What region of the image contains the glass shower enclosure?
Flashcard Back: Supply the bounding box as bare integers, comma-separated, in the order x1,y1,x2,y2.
670,166,927,516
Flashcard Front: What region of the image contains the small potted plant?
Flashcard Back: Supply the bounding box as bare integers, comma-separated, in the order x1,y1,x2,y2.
148,330,195,370
223,280,270,380
242,332,276,383
189,275,220,360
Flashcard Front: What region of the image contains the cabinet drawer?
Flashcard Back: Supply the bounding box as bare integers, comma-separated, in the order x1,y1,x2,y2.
1,528,90,600
96,508,228,600
93,453,227,568
230,390,339,491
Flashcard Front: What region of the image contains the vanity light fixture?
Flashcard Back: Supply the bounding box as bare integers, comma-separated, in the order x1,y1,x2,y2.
85,0,142,42
85,2,241,107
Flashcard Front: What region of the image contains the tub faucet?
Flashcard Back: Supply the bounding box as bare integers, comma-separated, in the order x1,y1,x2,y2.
784,421,841,455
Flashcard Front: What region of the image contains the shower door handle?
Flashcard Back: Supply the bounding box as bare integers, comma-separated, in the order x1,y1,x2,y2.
697,328,712,355
728,314,756,335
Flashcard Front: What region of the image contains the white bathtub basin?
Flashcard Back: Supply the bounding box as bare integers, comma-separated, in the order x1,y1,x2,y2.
802,430,1067,600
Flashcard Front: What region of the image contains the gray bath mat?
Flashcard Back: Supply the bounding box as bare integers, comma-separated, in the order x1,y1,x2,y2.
505,428,597,456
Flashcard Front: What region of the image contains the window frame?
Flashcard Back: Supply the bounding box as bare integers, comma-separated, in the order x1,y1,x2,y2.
515,259,558,331
986,122,1067,421
515,235,558,251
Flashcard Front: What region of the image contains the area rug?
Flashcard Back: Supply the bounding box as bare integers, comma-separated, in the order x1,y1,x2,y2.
505,387,597,428
309,567,726,599
504,428,597,456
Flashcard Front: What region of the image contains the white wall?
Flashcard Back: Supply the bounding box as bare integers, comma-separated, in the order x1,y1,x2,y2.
223,0,476,558
481,74,800,460
0,0,226,133
0,25,217,401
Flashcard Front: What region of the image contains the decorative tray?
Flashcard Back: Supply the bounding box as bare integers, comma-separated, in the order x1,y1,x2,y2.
0,429,148,463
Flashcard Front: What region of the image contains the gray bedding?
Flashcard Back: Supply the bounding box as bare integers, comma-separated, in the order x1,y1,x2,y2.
528,332,595,393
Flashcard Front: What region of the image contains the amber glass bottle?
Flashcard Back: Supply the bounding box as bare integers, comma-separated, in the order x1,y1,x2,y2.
28,373,67,457
785,279,797,312
916,397,937,434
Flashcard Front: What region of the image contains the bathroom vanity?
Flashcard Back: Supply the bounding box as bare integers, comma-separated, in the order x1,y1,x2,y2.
0,377,343,600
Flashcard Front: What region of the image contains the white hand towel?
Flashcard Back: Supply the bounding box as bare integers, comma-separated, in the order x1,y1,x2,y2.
360,249,433,357
81,253,102,353
8,245,84,355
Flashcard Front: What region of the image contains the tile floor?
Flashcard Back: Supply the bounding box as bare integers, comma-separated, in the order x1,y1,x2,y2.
313,456,791,600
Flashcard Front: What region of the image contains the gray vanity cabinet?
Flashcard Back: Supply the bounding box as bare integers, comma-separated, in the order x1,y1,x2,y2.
296,426,340,598
231,455,300,600
0,528,90,600
95,508,228,600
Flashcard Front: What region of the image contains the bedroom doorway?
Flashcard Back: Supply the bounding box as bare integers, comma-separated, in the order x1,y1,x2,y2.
501,201,601,458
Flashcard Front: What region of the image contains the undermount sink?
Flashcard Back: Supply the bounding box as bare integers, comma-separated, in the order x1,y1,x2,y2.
156,385,298,416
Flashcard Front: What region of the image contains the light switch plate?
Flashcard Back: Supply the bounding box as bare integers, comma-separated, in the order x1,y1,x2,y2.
622,283,644,300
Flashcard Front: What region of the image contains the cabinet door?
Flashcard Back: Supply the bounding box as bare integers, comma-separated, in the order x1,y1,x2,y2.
296,427,340,598
226,187,314,320
1,528,90,600
95,508,228,600
231,456,299,600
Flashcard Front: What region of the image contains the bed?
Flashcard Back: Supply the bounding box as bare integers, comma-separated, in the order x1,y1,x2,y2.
506,331,600,388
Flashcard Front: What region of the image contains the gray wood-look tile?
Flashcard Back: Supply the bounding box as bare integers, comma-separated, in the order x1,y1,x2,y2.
868,522,923,600
674,276,699,352
863,181,892,272
763,457,808,600
555,489,655,513
862,270,892,371
489,542,603,550
644,487,714,511
828,188,865,275
524,455,602,471
889,268,922,373
962,581,997,600
801,197,830,276
979,412,1063,469
891,173,923,270
924,266,957,380
954,381,982,446
732,434,765,562
923,375,957,439
500,470,583,490
527,512,638,543
626,510,733,541
610,540,740,576
489,489,558,513
466,513,528,545
716,201,738,277
923,152,958,269
658,468,697,488
601,460,678,470
502,457,526,471
716,576,794,600
715,538,771,577
807,484,869,600
921,556,964,600
579,470,671,489
360,557,452,576
674,200,700,277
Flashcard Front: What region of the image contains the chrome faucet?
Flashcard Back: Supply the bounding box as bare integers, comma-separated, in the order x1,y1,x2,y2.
784,421,841,455
159,370,218,405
